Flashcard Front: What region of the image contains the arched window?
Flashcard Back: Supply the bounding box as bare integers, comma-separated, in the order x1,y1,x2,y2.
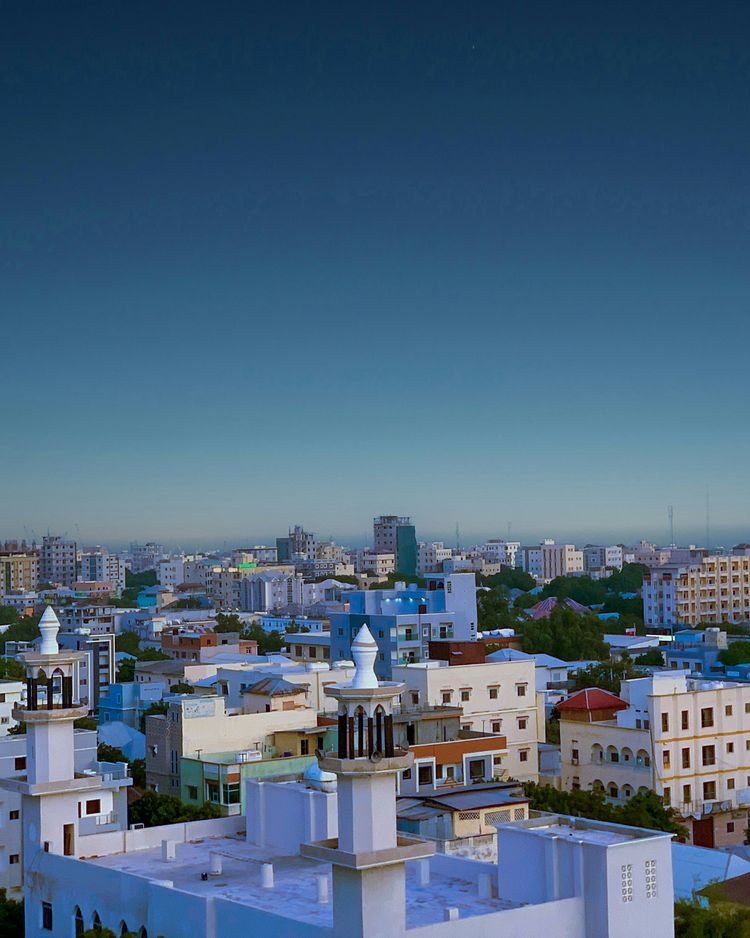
621,747,634,764
608,782,619,799
355,705,366,757
636,749,651,768
120,922,130,936
92,911,102,932
606,745,619,764
591,779,604,793
52,667,64,706
74,907,84,938
139,928,148,938
591,744,603,764
374,705,385,755
622,784,633,799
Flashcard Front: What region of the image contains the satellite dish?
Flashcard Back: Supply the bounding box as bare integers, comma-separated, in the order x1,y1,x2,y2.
370,751,383,763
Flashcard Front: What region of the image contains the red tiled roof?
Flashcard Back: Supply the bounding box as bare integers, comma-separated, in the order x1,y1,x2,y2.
557,687,627,711
526,596,590,619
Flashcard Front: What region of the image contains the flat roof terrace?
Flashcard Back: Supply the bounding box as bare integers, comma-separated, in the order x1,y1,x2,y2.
86,835,517,928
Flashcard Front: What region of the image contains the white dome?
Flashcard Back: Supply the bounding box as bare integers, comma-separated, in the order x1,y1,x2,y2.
38,606,60,656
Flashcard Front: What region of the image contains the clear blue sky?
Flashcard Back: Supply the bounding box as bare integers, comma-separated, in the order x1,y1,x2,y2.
3,2,750,548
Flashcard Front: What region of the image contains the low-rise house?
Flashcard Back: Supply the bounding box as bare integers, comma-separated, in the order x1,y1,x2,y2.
399,734,508,794
284,631,331,662
0,679,23,734
98,681,166,728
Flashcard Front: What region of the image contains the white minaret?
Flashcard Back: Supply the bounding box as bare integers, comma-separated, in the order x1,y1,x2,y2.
301,624,434,938
0,606,131,894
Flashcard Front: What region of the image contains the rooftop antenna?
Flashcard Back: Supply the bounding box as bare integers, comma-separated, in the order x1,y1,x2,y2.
668,505,675,548
706,485,711,554
455,522,460,552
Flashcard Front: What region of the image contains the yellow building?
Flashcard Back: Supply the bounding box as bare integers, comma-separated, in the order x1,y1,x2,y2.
0,552,39,601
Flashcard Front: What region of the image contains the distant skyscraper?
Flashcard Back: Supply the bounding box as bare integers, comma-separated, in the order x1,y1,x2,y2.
276,525,316,562
373,515,416,576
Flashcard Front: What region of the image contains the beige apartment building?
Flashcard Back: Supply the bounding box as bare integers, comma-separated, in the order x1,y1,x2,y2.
643,552,750,627
0,552,39,600
560,673,750,847
392,658,542,783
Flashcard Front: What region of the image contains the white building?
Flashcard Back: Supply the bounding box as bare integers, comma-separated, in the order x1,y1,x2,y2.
354,550,396,577
560,672,750,847
521,541,584,582
583,545,624,576
14,622,675,938
0,679,23,734
644,553,750,627
40,535,77,587
78,548,126,594
417,542,453,576
157,557,186,589
475,539,521,568
239,569,304,611
392,657,542,783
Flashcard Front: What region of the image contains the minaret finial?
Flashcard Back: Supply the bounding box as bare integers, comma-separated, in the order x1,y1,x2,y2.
38,606,60,656
351,624,378,689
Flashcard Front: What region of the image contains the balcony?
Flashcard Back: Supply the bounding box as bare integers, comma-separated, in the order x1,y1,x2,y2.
79,811,120,835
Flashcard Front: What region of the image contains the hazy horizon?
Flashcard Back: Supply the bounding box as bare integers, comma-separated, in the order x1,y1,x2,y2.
4,4,749,539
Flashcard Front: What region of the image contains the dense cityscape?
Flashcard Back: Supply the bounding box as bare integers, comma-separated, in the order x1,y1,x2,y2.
2,522,750,935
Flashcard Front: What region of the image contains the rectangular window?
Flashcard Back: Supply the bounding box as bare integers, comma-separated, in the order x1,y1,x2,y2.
701,707,714,728
42,902,52,931
14,757,25,771
300,739,309,755
9,810,19,821
489,687,499,699
662,750,670,768
703,780,717,801
518,717,528,730
663,787,671,806
725,705,733,716
727,822,735,833
516,684,527,697
222,782,241,805
681,710,689,730
683,783,691,803
727,742,735,754
702,745,716,767
682,748,690,769
661,713,669,733
85,799,101,815
745,702,750,714
491,721,501,733
187,785,198,800
728,778,736,790
418,764,433,786
441,691,452,704
460,689,470,702
520,750,529,763
9,855,19,864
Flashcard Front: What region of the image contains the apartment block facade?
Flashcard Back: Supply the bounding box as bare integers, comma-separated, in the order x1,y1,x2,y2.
40,535,77,587
560,673,750,847
392,658,542,783
644,554,750,627
0,551,39,600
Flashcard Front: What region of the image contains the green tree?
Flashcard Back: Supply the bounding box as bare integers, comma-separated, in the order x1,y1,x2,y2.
480,568,536,592
605,563,649,594
115,631,142,656
544,576,607,607
97,743,127,764
139,700,169,734
476,590,517,631
128,791,222,828
0,658,25,680
634,648,664,666
0,614,41,653
521,607,610,660
0,889,24,938
170,682,194,694
674,899,750,937
569,658,640,695
125,569,157,589
0,606,19,626
719,642,750,667
214,612,244,633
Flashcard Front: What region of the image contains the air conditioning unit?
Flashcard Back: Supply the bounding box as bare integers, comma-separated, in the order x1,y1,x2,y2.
129,823,145,830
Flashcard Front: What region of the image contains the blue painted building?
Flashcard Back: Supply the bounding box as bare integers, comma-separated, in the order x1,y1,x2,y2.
329,573,477,679
664,627,728,675
99,681,166,728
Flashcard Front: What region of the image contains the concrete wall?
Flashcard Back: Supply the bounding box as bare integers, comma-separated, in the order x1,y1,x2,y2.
77,814,244,857
246,779,337,853
408,896,585,938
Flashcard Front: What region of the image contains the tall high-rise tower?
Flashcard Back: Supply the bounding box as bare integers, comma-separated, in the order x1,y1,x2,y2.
301,624,433,938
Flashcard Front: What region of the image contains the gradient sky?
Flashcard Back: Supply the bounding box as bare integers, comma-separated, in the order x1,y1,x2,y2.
3,2,750,548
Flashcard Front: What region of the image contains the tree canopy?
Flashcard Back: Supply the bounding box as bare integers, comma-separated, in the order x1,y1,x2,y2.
128,791,222,828
522,783,685,837
569,658,640,694
521,607,611,660
718,642,750,667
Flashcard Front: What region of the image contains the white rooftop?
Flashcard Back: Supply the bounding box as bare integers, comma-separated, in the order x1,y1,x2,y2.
86,835,517,927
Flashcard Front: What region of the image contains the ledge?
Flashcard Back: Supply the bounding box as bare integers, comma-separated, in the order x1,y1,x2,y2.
300,834,434,870
319,752,413,776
